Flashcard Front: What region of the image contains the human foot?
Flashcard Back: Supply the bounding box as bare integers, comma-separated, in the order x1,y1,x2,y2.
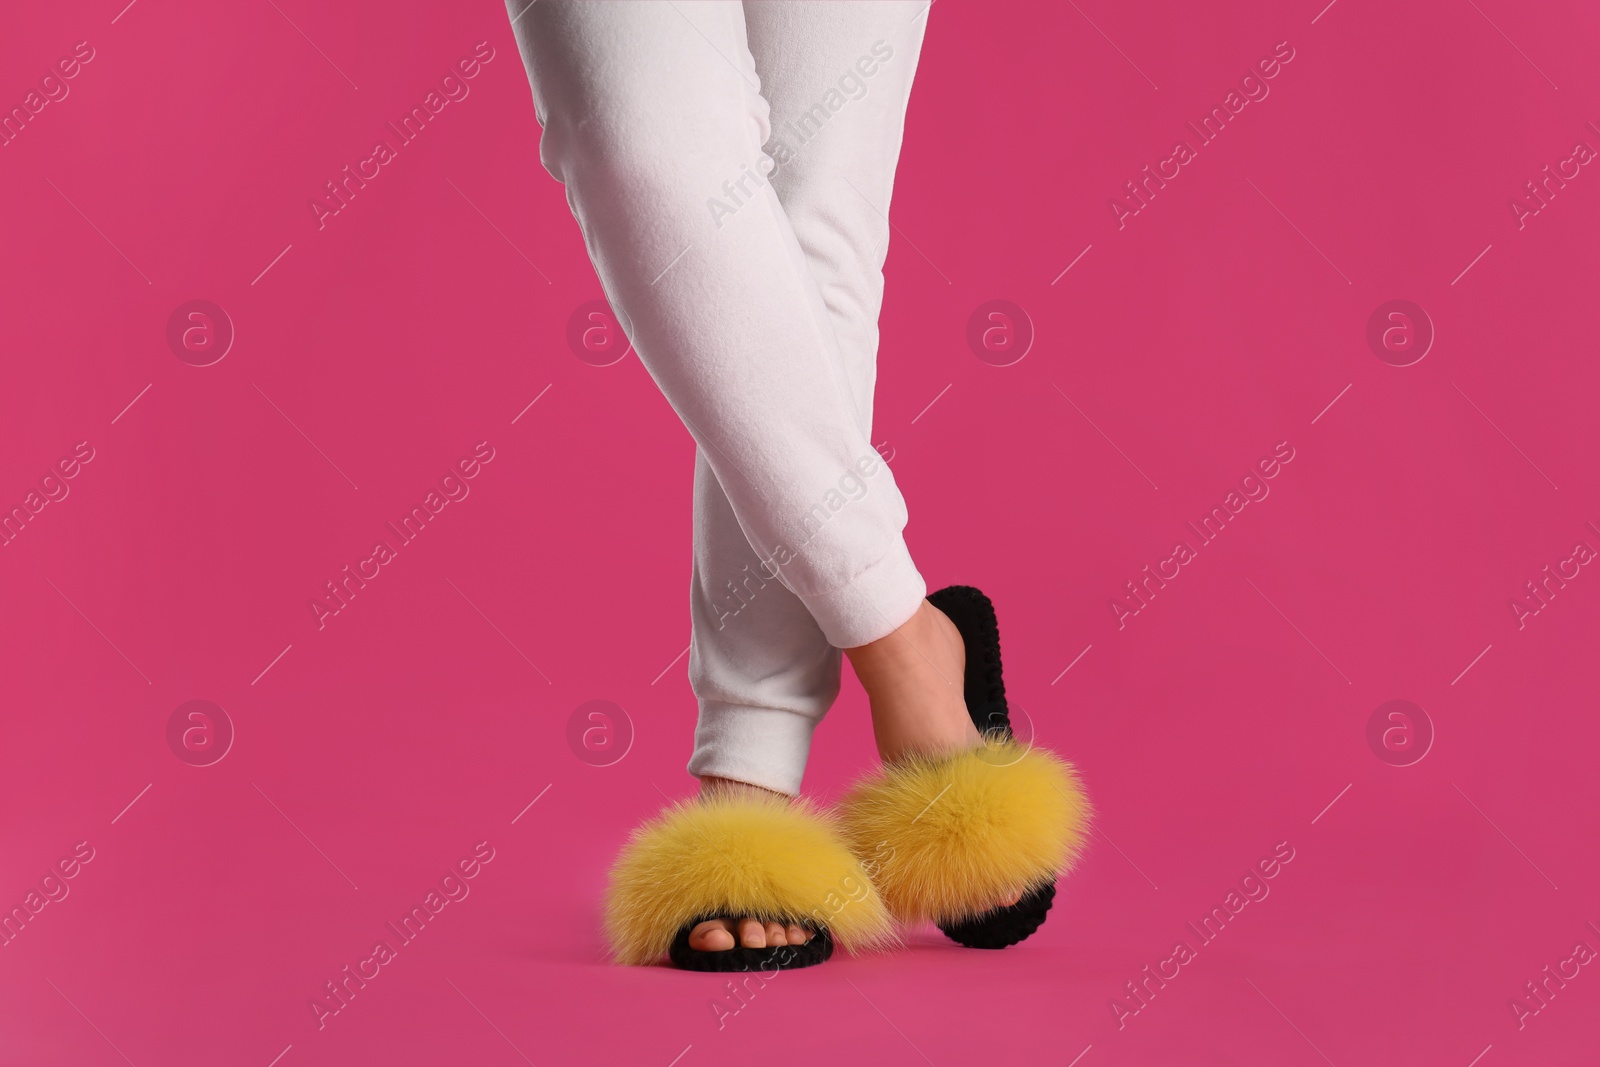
845,599,983,765
845,599,1021,910
685,776,817,952
686,916,815,951
835,587,1090,948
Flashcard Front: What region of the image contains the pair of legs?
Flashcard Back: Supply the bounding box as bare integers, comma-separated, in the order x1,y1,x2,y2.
508,0,989,951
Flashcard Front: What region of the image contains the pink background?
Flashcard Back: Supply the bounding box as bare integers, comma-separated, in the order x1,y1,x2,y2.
3,1,1599,1064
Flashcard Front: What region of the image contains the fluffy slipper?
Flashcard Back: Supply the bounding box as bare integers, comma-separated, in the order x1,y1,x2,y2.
603,791,895,970
838,585,1091,948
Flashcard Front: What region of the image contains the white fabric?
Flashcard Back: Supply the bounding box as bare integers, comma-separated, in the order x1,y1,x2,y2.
509,0,930,794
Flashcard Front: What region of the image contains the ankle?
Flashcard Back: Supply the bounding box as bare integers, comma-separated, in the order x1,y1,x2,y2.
845,600,959,687
846,600,980,764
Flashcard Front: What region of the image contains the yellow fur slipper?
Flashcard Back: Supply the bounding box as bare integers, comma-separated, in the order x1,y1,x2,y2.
837,585,1092,948
838,740,1090,946
603,791,896,970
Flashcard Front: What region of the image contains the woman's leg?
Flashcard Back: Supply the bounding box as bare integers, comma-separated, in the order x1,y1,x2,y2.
694,2,1014,941
728,3,982,774
686,1,972,951
507,0,926,950
685,2,942,803
730,1,980,771
509,0,925,654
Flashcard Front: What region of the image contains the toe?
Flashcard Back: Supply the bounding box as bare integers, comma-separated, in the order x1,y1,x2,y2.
999,887,1025,908
786,924,809,945
689,919,736,952
738,917,766,949
764,922,787,946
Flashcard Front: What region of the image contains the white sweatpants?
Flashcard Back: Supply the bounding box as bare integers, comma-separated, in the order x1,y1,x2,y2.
508,0,931,795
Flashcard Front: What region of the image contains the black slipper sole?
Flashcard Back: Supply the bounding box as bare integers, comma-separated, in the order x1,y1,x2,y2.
667,919,833,971
925,584,1057,949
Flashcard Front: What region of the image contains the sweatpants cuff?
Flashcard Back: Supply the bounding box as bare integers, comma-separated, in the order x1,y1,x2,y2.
804,535,926,649
688,703,822,797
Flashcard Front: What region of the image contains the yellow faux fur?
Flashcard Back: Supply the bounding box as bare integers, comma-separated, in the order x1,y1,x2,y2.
838,741,1091,924
603,793,896,966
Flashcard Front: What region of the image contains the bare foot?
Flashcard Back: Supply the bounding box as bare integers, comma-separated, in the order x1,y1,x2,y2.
686,916,814,952
844,599,982,764
846,600,1021,913
686,776,816,953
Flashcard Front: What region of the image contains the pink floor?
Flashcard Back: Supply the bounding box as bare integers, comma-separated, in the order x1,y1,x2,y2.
4,1,1599,1064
